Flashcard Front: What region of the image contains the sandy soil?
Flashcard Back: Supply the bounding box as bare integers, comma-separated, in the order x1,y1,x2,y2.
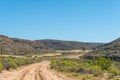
0,61,69,80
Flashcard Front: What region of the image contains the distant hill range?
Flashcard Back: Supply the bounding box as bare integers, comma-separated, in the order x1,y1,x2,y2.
36,39,104,50
0,34,104,54
84,38,120,61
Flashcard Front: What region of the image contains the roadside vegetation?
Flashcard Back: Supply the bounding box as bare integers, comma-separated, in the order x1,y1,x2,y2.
50,57,120,80
0,56,42,72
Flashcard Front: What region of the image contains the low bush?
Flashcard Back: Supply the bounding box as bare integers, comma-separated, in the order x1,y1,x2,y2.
51,60,80,72
88,65,102,76
0,63,2,72
9,61,17,69
51,58,120,78
0,57,37,71
96,57,112,70
108,67,120,76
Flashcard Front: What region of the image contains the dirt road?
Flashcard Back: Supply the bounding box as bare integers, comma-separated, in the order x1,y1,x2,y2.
0,61,69,80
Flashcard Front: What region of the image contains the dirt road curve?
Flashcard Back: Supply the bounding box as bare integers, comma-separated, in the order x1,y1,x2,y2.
0,61,69,80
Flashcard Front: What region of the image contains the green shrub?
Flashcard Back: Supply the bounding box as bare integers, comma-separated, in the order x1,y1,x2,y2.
97,57,112,70
0,63,2,72
0,57,32,70
51,58,120,78
90,57,112,70
77,63,91,73
9,61,17,69
2,59,17,70
51,60,80,72
89,65,102,76
108,67,120,76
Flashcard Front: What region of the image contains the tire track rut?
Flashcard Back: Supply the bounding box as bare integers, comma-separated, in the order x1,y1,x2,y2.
0,61,69,80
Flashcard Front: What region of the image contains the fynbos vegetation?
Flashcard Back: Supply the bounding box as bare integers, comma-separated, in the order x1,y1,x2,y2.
0,56,42,71
51,58,120,79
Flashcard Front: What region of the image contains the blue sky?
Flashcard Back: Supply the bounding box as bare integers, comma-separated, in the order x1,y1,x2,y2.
0,0,120,42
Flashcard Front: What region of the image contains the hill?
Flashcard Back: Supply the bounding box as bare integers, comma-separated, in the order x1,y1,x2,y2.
0,35,51,55
84,38,120,61
36,39,104,50
0,34,104,55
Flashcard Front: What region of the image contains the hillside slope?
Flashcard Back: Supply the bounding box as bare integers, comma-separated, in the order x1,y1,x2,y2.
84,38,120,61
0,35,50,54
0,34,104,55
36,39,104,50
